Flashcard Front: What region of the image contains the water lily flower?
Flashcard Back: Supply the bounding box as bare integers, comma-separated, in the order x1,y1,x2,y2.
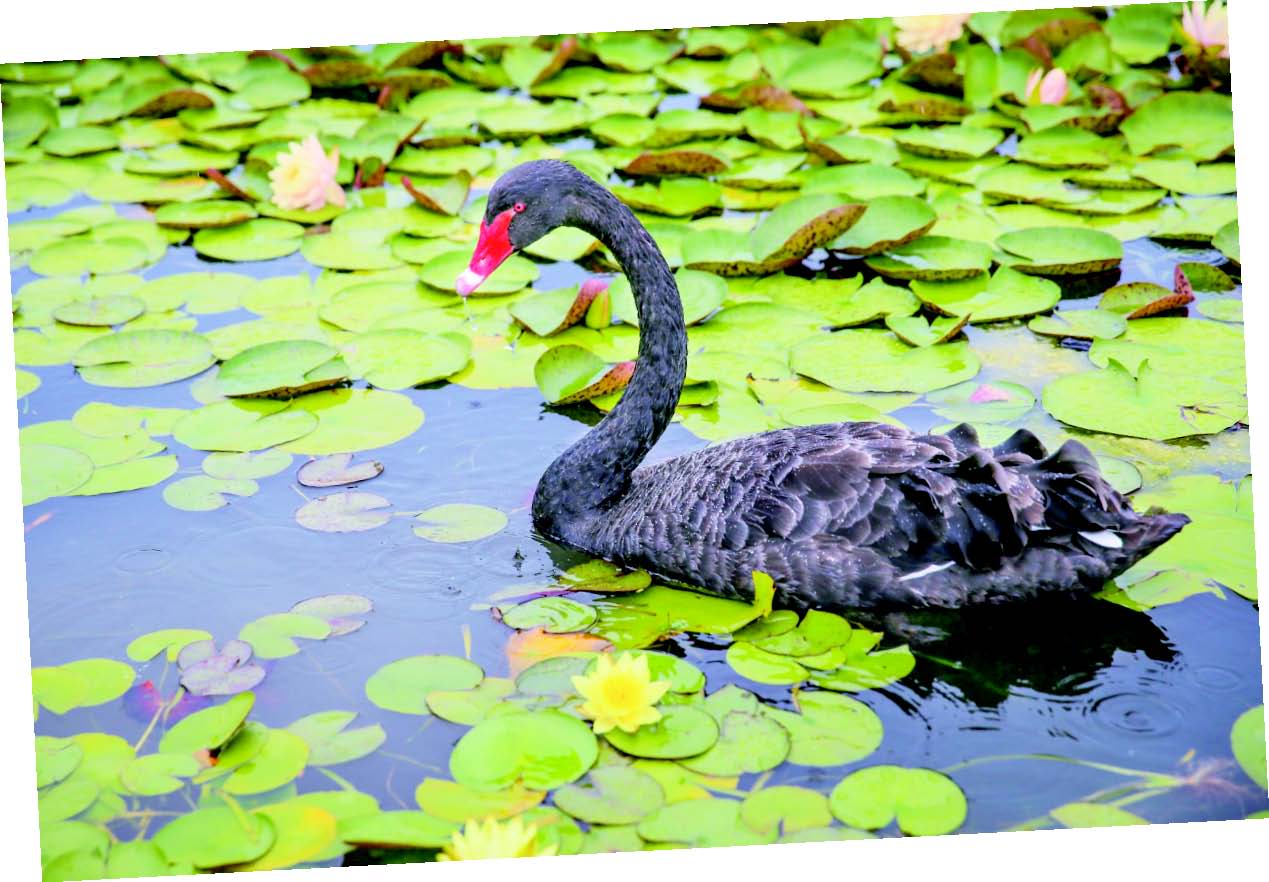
438,816,557,861
1181,1,1230,58
268,134,346,212
893,14,972,54
1024,67,1069,106
570,651,671,734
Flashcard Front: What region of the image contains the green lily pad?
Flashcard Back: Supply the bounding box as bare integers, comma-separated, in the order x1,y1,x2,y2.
72,329,214,387
151,806,275,870
1131,159,1237,196
163,476,258,511
1050,802,1148,828
126,628,213,663
926,380,1036,424
831,196,936,255
609,584,761,634
366,655,484,716
615,178,722,216
604,705,720,759
1231,705,1266,790
1198,298,1242,323
1015,127,1117,169
535,345,635,405
678,710,791,775
893,125,1003,159
120,753,201,796
1120,91,1234,161
239,613,332,658
553,765,665,825
885,314,970,347
763,691,883,766
413,503,508,543
154,200,259,229
1213,220,1239,263
218,340,348,398
296,491,393,533
1042,359,1245,441
339,811,459,850
279,388,425,455
287,711,386,766
865,236,993,281
638,798,774,848
450,709,598,790
501,597,598,633
193,219,305,262
683,194,867,274
726,642,808,685
740,785,833,836
510,284,605,337
829,766,967,836
792,329,980,393
426,678,517,726
174,400,319,452
68,454,179,496
52,296,145,327
1028,309,1127,340
28,237,152,276
1098,282,1191,318
32,659,135,715
911,266,1060,322
812,645,917,692
420,249,539,295
611,268,725,327
19,443,94,505
341,329,470,389
996,227,1124,275
159,692,255,754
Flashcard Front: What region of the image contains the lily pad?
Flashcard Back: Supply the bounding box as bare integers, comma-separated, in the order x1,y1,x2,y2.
52,296,145,327
239,613,331,659
911,267,1060,322
174,400,318,452
501,597,597,634
792,329,980,393
1120,91,1234,162
366,655,484,715
296,491,393,533
413,503,508,543
831,196,936,255
279,389,425,455
1099,282,1192,318
603,705,720,759
421,249,540,295
154,200,259,229
885,314,970,347
636,797,773,848
159,692,255,754
611,268,725,327
678,710,791,776
163,476,258,511
287,711,386,766
893,125,1003,159
297,453,383,487
218,340,347,398
1028,309,1126,340
450,709,598,791
193,219,305,262
535,346,635,405
829,766,967,836
552,765,665,825
151,806,275,869
19,443,94,505
763,691,883,767
72,329,214,388
865,236,993,281
1231,705,1266,790
996,227,1124,275
341,329,471,389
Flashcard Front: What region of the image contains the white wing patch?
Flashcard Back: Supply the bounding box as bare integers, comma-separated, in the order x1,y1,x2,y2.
1078,529,1123,549
897,561,956,582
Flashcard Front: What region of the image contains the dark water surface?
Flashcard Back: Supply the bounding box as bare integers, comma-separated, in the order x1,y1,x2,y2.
14,200,1267,841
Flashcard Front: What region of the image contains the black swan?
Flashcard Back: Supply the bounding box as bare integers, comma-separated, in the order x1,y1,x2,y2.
456,160,1189,609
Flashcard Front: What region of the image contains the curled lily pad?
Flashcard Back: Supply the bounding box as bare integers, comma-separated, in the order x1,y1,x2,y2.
296,492,393,533
297,453,383,487
218,340,348,398
831,196,936,255
72,329,214,387
885,314,970,348
535,345,636,405
829,766,967,836
996,227,1124,275
623,149,729,177
1099,282,1192,318
1028,309,1126,340
510,281,607,337
450,709,598,791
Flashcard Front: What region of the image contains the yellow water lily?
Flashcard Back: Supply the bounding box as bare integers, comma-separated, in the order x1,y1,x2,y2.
438,815,557,861
571,651,671,734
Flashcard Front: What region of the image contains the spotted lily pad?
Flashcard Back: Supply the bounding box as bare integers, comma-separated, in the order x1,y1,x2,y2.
683,195,867,274
865,236,993,281
1098,282,1192,318
829,766,967,836
830,196,937,255
535,345,635,405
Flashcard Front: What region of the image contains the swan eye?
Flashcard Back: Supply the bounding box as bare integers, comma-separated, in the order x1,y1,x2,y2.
513,202,526,213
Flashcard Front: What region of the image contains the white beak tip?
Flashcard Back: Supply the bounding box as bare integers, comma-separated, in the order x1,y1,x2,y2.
455,269,485,296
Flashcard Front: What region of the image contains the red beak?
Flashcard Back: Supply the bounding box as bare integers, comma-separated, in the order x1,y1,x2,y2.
456,207,516,296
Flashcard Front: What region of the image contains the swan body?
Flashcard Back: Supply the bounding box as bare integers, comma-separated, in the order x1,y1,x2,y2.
460,160,1189,610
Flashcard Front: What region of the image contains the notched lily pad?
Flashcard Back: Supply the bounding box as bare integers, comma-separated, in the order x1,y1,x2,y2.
296,491,393,533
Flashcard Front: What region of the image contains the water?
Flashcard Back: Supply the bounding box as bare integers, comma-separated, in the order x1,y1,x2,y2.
14,213,1267,846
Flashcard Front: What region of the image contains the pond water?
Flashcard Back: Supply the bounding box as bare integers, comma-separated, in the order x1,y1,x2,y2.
16,214,1266,851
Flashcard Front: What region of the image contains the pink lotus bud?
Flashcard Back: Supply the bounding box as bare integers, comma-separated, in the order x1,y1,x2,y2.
1025,67,1068,106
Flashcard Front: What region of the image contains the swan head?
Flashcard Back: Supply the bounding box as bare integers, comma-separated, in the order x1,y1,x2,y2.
457,160,588,295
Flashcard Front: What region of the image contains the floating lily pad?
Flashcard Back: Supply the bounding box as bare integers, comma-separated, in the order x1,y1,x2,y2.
193,219,305,262
339,811,459,850
73,329,214,388
865,236,993,281
885,314,970,347
1120,91,1234,162
178,639,266,696
764,691,883,767
163,476,258,511
290,594,373,636
996,227,1124,275
604,705,719,759
19,443,94,505
793,329,979,393
611,268,725,327
32,659,136,715
366,655,484,716
894,125,1003,159
501,597,597,633
218,340,347,398
297,453,383,487
678,710,791,775
831,196,936,255
296,491,393,533
203,449,294,480
829,766,967,836
1213,220,1239,263
154,200,259,229
151,806,275,870
450,709,598,791
287,711,386,767
279,389,425,455
535,346,635,405
341,329,470,389
238,613,331,659
159,692,254,754
637,797,773,848
1231,705,1266,790
912,267,1060,322
413,503,508,543
510,283,606,337
426,678,517,726
421,249,540,295
1028,309,1126,340
415,778,545,822
552,765,665,825
28,237,152,277
740,785,833,836
52,296,145,327
174,400,318,452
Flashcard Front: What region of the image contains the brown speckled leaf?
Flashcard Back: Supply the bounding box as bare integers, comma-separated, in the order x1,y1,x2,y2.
534,37,578,86
899,53,962,91
386,41,463,70
557,360,636,405
130,89,213,117
623,151,729,177
703,82,810,114
769,204,868,263
302,60,379,88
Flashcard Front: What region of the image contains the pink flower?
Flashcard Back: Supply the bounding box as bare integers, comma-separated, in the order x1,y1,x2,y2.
1024,67,1069,106
893,14,972,54
269,134,346,212
968,384,1012,404
1181,1,1229,59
